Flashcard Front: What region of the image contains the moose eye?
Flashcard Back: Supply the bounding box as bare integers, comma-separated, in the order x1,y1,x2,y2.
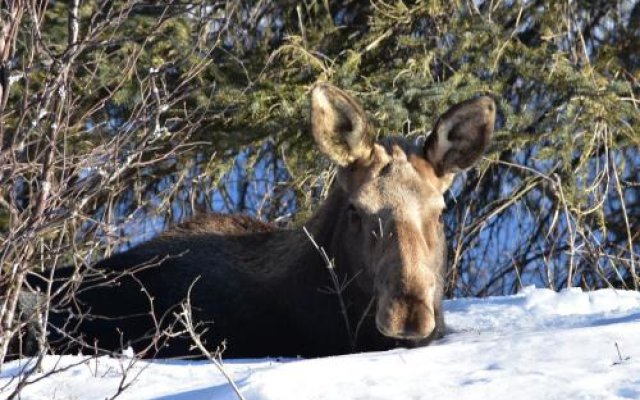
347,204,361,225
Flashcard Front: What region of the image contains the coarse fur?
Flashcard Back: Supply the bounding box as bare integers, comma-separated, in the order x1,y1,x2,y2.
28,83,495,359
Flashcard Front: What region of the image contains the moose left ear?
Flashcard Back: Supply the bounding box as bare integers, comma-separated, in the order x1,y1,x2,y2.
424,96,496,176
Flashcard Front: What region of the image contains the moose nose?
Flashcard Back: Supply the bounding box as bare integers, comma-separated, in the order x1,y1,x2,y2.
375,295,435,339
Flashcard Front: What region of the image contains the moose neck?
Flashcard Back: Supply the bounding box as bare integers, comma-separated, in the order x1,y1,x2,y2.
288,186,350,277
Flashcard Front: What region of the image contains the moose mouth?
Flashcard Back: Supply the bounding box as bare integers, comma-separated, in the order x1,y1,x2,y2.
374,297,436,340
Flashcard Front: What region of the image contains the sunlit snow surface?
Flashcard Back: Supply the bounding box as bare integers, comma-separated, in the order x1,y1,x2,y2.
3,287,640,400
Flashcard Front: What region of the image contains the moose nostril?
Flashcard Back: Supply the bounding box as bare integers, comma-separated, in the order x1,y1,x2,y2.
395,328,419,338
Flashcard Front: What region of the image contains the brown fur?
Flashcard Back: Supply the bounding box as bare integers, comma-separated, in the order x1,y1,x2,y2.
38,84,495,359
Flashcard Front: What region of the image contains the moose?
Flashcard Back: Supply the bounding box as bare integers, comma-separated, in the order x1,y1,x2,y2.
16,83,495,359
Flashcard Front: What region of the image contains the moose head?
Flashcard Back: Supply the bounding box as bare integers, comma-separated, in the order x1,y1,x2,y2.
311,83,495,341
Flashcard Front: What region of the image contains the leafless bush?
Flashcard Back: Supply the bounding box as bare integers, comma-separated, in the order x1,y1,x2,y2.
446,122,640,296
303,226,374,352
0,0,251,395
177,280,246,400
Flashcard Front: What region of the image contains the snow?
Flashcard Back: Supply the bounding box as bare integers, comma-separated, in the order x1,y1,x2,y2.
3,286,640,400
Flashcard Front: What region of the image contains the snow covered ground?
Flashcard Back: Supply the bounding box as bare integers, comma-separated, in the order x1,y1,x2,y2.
3,286,640,400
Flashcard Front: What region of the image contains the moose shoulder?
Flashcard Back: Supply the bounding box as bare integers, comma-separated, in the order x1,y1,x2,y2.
42,84,496,359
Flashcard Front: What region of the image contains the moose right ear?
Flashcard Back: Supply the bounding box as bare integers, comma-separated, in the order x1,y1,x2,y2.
310,83,374,167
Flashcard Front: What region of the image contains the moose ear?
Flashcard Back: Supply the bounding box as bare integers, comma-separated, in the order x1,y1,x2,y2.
310,83,374,167
424,96,496,176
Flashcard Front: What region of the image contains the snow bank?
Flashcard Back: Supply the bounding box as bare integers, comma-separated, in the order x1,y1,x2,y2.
3,287,640,400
